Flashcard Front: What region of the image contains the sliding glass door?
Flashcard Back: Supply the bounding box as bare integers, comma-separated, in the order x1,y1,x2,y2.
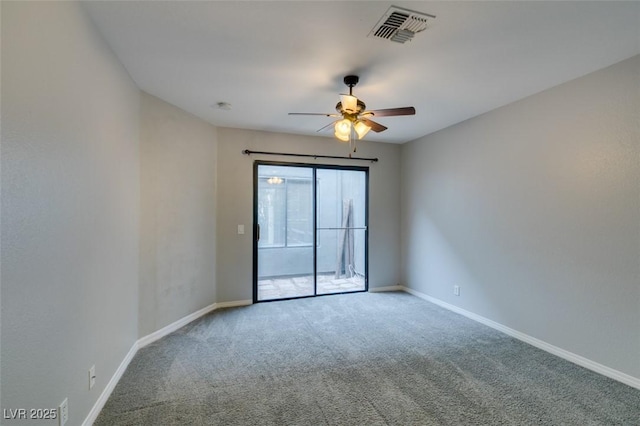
254,163,368,302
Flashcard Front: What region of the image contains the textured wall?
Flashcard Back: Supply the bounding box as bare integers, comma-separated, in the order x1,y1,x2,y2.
401,55,640,378
139,92,218,337
216,128,401,303
1,2,140,423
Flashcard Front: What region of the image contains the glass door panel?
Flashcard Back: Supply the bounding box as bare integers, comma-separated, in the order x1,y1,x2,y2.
256,165,314,301
316,228,366,294
316,169,367,295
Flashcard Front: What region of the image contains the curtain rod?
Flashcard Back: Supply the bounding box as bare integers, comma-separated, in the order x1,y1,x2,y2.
242,149,378,163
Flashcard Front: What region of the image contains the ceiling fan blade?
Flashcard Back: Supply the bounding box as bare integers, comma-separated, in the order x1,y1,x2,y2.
288,112,340,117
361,118,388,133
316,120,337,133
367,107,416,117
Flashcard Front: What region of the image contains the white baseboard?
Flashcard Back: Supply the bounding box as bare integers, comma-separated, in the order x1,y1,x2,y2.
83,298,252,425
137,302,218,348
401,286,640,390
216,299,253,309
369,285,403,292
82,343,138,426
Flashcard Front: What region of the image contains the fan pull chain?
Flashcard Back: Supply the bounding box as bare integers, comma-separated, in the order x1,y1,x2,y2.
349,126,357,155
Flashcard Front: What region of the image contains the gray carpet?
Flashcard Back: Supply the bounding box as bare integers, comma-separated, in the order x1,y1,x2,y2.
95,292,640,425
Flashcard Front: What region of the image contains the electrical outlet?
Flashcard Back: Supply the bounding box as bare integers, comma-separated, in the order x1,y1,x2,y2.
453,285,460,296
89,365,96,390
59,398,68,426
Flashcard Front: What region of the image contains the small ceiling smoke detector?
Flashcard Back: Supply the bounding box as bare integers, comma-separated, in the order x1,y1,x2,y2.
368,6,435,44
214,102,232,111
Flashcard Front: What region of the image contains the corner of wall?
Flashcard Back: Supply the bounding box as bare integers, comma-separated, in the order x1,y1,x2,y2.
138,93,219,338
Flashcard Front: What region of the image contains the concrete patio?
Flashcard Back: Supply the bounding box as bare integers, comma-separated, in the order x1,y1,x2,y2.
258,273,365,301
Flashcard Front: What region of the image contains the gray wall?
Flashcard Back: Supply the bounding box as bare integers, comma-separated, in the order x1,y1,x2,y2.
139,92,218,337
216,128,401,302
3,4,636,422
1,2,140,424
401,55,640,378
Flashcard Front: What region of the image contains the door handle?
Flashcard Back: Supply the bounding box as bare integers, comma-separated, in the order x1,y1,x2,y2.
256,224,260,241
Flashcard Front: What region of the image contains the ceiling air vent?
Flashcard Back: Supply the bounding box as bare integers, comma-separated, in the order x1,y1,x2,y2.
368,6,435,44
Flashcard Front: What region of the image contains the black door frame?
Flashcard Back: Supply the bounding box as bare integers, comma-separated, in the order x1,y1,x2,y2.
253,160,369,303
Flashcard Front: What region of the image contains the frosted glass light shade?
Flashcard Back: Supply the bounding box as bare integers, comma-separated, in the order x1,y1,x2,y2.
334,119,351,142
340,95,358,113
354,121,371,139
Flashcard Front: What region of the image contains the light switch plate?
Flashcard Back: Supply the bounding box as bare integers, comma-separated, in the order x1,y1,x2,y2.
237,225,245,235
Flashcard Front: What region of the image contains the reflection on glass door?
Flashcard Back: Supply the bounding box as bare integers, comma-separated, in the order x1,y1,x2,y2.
254,163,368,302
256,165,314,301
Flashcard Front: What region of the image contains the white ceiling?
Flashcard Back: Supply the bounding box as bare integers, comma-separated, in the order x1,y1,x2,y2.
84,1,640,144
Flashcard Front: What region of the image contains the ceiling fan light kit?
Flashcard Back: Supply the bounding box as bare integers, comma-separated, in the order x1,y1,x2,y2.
289,75,416,154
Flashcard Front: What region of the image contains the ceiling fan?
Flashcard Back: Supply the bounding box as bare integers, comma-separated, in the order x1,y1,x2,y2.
289,75,415,153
